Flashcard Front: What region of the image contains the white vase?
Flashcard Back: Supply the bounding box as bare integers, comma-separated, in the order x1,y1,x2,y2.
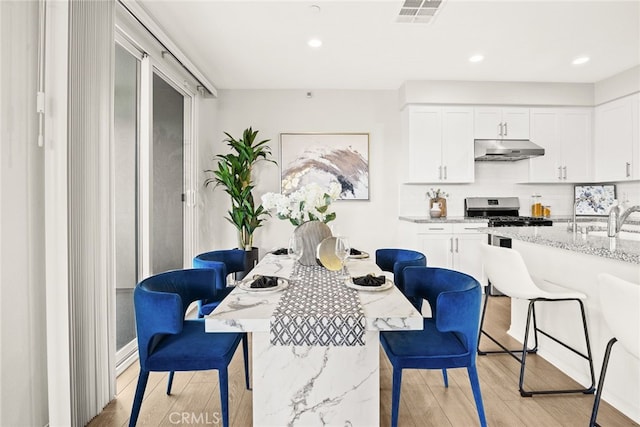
293,221,332,266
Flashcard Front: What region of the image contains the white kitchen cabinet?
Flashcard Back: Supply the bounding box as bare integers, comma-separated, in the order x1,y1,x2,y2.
594,93,640,181
416,222,487,285
529,108,592,183
404,106,474,183
474,107,530,140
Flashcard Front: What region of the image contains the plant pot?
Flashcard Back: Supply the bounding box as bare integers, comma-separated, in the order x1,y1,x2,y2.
234,247,259,281
294,221,332,266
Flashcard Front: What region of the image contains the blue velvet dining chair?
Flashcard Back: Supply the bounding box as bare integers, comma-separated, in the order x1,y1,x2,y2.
130,268,250,427
193,249,247,317
380,266,487,427
375,248,426,308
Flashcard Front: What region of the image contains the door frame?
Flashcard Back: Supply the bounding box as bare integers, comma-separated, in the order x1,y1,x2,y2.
113,24,198,371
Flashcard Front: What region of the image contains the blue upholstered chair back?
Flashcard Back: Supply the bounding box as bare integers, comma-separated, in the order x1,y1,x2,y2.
193,249,246,290
375,249,427,294
404,266,482,359
134,267,224,370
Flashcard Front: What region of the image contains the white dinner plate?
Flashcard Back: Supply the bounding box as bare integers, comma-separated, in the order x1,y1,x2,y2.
345,277,394,292
348,251,370,259
238,276,289,293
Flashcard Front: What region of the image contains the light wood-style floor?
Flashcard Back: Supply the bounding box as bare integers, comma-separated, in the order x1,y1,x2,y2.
89,297,638,426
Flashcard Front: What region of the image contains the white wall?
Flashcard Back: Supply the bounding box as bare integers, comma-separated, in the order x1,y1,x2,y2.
198,89,403,256
0,1,49,425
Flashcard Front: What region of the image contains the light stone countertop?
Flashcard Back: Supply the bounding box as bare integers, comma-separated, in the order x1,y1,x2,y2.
399,216,489,224
484,226,640,264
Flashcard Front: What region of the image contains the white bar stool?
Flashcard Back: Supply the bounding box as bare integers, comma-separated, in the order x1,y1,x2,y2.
590,273,640,427
478,243,596,397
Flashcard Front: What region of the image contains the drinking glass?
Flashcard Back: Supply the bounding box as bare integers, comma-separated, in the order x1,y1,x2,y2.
288,234,303,263
335,236,351,279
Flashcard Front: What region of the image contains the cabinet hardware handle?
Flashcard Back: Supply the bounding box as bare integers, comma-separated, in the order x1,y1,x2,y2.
504,122,508,136
450,238,454,253
498,123,503,137
438,165,442,180
429,227,445,230
443,165,447,180
558,166,562,180
463,227,479,230
626,162,631,178
455,238,459,253
563,166,567,180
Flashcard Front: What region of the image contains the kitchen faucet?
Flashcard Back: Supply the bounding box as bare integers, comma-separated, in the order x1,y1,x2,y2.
570,197,587,234
607,204,640,237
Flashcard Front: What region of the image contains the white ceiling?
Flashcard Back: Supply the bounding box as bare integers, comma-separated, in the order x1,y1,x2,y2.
137,0,640,90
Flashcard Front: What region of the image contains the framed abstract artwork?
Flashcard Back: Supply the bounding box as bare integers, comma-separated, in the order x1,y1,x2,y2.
574,184,616,216
279,133,369,200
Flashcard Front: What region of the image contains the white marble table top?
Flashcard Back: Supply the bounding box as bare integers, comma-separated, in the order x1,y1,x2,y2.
205,254,423,333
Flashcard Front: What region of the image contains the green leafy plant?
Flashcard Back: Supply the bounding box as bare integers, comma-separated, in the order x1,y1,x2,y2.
205,128,276,250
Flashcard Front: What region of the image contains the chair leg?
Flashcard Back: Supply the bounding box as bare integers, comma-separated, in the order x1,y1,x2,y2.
129,370,149,427
242,333,251,390
166,371,175,395
390,368,403,427
519,300,536,397
467,365,487,427
520,298,596,396
478,290,536,359
590,338,617,427
442,368,448,388
219,367,229,427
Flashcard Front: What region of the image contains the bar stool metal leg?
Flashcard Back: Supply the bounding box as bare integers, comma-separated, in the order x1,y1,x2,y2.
589,337,618,427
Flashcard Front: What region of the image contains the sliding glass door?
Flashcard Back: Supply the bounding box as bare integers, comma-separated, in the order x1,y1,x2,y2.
114,43,139,361
151,73,185,274
113,37,195,371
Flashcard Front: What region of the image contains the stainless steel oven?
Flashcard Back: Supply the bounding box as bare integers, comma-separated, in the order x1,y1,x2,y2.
464,197,553,295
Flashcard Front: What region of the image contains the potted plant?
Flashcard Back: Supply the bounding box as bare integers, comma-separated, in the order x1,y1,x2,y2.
205,128,275,272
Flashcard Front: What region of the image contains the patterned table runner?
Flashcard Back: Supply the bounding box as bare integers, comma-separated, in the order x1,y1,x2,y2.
270,263,366,346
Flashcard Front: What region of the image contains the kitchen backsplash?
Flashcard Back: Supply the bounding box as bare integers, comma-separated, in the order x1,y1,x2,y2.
399,161,640,218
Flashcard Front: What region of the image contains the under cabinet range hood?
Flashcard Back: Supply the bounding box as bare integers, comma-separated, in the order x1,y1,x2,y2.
474,139,545,161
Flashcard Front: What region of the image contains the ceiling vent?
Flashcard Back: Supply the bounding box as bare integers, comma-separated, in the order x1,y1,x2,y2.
397,0,444,24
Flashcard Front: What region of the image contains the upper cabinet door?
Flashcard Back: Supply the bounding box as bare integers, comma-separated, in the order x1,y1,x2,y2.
529,108,592,183
501,108,530,139
407,106,442,182
442,107,475,183
559,109,592,182
474,107,503,139
474,107,529,139
529,109,561,182
594,94,639,182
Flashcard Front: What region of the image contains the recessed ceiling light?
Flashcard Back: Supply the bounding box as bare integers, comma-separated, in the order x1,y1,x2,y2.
469,54,484,63
308,38,322,48
572,56,590,65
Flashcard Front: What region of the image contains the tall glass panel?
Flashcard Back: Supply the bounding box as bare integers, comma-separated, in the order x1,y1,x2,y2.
114,44,139,352
151,73,184,273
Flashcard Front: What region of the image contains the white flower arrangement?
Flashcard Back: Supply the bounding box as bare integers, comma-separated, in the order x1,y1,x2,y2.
426,188,449,200
262,182,341,226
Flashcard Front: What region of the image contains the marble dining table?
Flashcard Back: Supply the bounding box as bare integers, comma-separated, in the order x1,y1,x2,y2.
204,253,423,426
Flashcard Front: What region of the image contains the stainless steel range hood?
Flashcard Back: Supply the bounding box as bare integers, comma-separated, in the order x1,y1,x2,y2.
474,139,545,161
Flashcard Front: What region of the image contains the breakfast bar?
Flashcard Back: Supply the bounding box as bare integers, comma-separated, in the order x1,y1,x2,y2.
205,254,422,426
487,226,640,424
